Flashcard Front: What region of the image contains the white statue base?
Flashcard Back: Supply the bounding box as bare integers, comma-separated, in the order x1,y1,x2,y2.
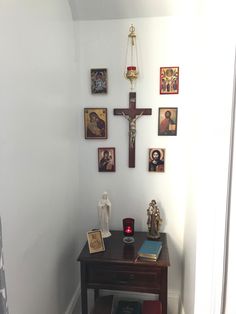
102,230,111,238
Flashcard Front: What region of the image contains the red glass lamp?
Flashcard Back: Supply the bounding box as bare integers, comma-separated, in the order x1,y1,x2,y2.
123,218,135,244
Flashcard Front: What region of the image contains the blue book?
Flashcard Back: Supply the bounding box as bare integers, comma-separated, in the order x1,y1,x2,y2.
137,240,162,260
116,300,141,314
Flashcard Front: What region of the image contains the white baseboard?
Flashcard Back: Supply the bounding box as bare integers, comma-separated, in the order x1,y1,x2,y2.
180,301,185,314
168,290,180,314
65,284,81,314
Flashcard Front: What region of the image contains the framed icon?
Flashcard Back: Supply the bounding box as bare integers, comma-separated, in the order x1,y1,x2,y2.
87,229,105,254
148,148,165,172
98,147,115,172
158,107,178,136
91,68,108,94
84,108,107,139
160,66,179,94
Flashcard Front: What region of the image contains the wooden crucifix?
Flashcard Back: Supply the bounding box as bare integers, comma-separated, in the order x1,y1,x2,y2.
114,92,152,168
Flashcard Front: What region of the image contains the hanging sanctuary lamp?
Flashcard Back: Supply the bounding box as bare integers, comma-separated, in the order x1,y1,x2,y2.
124,24,139,89
114,24,152,168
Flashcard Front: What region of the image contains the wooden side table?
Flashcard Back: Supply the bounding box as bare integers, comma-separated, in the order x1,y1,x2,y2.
92,295,113,314
78,231,170,314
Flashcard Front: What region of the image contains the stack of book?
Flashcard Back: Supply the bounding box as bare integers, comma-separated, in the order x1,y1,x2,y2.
142,300,162,314
114,299,162,314
137,240,162,261
115,300,142,314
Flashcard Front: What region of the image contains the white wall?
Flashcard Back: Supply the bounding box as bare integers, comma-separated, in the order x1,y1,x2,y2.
0,1,80,313
191,19,235,314
75,17,199,311
225,65,236,313
0,2,235,313
75,16,236,314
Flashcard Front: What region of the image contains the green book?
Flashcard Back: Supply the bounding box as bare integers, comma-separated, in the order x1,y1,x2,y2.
137,240,162,260
116,300,141,314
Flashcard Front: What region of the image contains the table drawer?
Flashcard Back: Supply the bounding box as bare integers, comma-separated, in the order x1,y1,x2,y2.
88,265,161,289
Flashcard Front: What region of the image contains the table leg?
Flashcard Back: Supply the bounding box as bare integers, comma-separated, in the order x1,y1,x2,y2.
159,268,168,314
80,262,88,314
94,288,100,300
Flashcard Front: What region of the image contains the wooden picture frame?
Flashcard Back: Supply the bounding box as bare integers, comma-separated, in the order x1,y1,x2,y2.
91,68,107,94
158,107,178,136
87,229,105,254
98,147,116,172
84,108,107,139
149,148,165,172
160,66,179,94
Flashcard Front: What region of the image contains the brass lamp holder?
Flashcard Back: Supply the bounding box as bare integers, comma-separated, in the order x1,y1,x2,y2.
124,25,139,90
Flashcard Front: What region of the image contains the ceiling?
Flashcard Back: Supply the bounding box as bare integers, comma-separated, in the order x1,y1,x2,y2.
68,0,197,21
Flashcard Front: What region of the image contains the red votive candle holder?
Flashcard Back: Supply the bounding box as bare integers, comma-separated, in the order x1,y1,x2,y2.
123,218,135,244
127,66,136,71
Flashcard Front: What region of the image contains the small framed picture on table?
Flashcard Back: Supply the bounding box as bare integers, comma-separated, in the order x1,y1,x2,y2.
87,230,105,254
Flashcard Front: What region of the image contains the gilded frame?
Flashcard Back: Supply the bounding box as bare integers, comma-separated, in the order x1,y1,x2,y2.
87,229,105,254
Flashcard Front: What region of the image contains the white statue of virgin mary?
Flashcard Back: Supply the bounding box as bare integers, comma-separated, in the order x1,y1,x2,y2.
98,192,111,238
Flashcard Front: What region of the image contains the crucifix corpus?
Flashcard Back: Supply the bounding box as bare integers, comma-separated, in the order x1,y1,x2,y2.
114,92,152,168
